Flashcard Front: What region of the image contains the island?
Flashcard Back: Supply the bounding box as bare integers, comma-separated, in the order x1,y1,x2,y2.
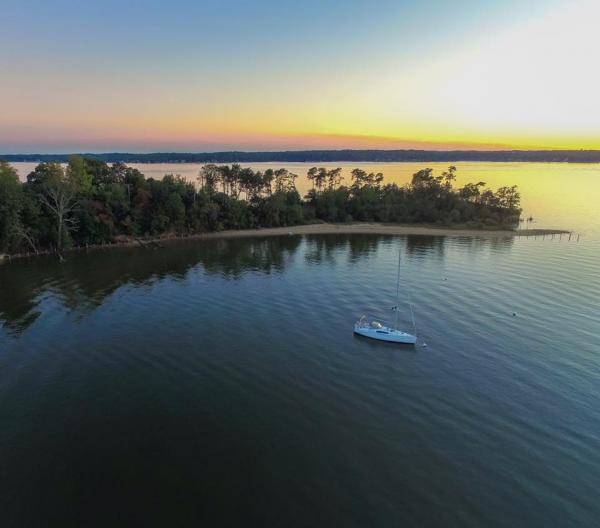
0,158,567,261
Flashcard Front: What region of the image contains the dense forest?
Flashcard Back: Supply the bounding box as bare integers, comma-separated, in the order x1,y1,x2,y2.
0,158,521,257
4,149,600,164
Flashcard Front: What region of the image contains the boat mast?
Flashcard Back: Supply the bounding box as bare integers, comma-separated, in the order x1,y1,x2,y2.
395,246,401,330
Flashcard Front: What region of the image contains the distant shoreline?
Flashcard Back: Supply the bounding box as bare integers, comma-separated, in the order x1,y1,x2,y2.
4,149,600,164
0,224,570,263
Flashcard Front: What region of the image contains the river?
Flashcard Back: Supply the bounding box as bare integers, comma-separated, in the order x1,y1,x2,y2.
1,162,600,526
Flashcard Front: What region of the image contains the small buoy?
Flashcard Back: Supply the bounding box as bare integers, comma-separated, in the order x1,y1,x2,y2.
512,312,517,317
422,343,428,348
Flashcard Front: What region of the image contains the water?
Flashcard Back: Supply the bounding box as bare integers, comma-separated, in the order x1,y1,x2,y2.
2,163,600,526
1,233,599,526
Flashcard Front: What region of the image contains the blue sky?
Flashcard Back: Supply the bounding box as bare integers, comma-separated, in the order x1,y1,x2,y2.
2,0,593,153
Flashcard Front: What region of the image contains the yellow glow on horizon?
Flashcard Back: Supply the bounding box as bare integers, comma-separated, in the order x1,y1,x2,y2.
311,0,600,150
2,0,600,151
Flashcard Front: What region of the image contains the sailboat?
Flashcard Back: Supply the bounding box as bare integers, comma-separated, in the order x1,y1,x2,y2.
353,248,417,344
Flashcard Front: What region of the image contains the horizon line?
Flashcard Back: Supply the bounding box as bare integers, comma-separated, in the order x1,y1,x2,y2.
4,148,600,157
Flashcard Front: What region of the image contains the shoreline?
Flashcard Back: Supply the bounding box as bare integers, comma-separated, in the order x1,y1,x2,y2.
193,223,569,239
0,223,570,263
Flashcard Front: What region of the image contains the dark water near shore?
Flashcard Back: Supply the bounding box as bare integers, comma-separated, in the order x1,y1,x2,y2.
1,233,599,526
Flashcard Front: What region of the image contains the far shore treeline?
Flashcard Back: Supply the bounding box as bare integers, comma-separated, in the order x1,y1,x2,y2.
0,158,521,257
4,149,600,164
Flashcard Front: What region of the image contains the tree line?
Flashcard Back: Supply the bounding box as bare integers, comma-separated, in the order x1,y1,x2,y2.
3,149,600,163
0,158,521,257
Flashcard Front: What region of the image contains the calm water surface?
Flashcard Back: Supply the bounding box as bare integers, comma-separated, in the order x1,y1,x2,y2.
2,163,600,526
1,235,599,526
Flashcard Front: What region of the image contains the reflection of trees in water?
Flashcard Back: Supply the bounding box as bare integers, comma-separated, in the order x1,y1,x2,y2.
0,233,514,336
461,235,515,255
304,234,384,265
348,235,385,262
304,235,340,265
0,265,42,334
0,236,301,335
404,236,446,259
302,233,493,265
403,234,514,260
200,236,301,278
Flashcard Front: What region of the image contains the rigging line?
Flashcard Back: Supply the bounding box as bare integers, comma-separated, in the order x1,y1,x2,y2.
395,244,402,303
400,242,418,338
395,245,401,330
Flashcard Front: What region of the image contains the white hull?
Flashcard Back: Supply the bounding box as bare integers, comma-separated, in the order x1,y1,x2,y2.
353,246,417,345
354,324,417,344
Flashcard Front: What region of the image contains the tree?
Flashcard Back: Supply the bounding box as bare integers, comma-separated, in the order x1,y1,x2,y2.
29,164,79,256
262,169,274,195
223,164,242,198
351,169,384,191
239,167,263,199
350,168,367,188
66,155,93,193
326,168,343,190
27,161,65,187
480,189,498,208
198,164,220,195
495,185,521,210
86,159,112,185
441,166,457,189
273,169,297,193
166,192,186,232
0,161,22,252
307,167,318,190
411,168,435,187
459,181,486,203
315,167,327,192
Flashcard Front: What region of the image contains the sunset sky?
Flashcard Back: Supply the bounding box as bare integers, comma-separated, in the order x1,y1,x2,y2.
2,0,599,153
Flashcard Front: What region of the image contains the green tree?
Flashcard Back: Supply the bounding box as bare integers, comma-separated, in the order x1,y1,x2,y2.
411,168,435,187
441,166,457,189
27,163,79,255
495,185,521,210
262,169,274,195
315,167,327,192
273,169,297,193
0,161,22,252
307,167,318,190
166,192,185,232
326,168,343,190
459,181,486,203
351,169,384,191
66,155,93,193
198,164,220,195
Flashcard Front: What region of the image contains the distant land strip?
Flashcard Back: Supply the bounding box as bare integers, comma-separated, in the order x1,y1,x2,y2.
4,149,600,164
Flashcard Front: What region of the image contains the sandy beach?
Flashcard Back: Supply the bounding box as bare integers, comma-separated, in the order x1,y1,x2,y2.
194,223,569,240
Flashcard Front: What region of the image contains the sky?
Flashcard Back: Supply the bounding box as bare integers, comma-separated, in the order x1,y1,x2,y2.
1,0,599,153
